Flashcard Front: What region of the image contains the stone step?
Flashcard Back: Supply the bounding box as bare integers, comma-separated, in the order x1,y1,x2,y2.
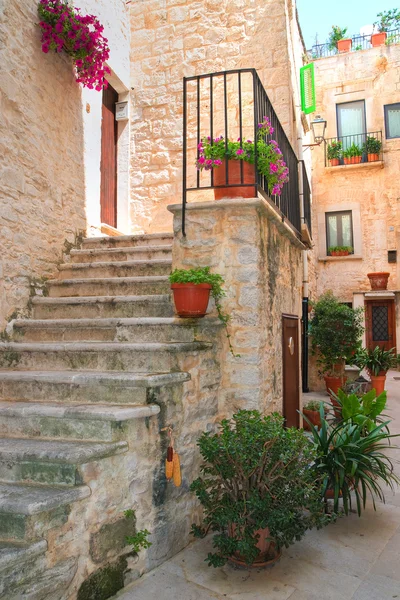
46,275,171,298
0,438,128,485
70,245,172,263
0,342,211,373
0,400,160,442
0,540,48,597
82,232,173,249
12,317,215,343
5,556,77,600
0,370,190,405
32,294,174,319
57,259,172,280
0,482,90,542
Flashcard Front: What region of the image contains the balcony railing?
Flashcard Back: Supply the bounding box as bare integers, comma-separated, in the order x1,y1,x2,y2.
308,28,400,60
300,161,312,237
324,131,383,168
182,69,301,237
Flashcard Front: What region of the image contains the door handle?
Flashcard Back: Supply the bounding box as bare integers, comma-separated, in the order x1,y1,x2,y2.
288,337,295,355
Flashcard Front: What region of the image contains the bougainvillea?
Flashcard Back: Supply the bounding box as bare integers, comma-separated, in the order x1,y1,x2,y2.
38,0,110,90
196,117,289,196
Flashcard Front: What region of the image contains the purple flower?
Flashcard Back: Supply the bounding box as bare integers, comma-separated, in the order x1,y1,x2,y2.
198,157,205,165
214,159,222,166
236,149,244,156
270,163,278,173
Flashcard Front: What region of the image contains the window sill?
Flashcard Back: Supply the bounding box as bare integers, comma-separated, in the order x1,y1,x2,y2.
325,161,383,172
318,255,363,262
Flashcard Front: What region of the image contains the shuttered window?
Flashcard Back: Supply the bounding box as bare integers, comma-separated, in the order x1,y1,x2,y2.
300,63,316,115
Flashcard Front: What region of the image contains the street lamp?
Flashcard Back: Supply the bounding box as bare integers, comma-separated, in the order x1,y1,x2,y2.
303,115,327,148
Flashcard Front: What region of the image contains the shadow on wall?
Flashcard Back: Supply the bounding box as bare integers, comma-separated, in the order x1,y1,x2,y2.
0,0,87,328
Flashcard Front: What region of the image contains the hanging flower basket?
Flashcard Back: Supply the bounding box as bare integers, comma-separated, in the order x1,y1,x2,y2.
37,0,110,90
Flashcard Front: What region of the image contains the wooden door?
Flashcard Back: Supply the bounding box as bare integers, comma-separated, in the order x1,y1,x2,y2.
365,299,396,352
100,85,118,227
282,315,300,428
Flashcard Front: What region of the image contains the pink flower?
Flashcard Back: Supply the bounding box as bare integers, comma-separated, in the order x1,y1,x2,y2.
198,157,205,165
270,163,278,173
214,159,222,166
236,149,244,155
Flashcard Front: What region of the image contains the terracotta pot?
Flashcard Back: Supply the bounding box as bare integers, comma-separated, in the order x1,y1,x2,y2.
227,524,281,568
367,272,390,290
303,409,322,431
213,159,256,200
329,158,340,167
353,156,362,164
371,32,387,47
337,38,352,52
370,373,387,396
343,157,352,165
330,251,341,256
171,283,211,318
368,153,379,162
324,375,347,396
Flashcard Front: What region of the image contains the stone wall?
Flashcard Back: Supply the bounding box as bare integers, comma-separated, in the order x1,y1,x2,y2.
129,0,305,233
168,198,304,415
0,0,130,329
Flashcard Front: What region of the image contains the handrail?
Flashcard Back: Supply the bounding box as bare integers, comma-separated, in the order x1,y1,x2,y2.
307,28,400,60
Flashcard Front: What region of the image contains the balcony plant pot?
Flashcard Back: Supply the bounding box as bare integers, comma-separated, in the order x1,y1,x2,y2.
329,158,340,167
367,272,390,290
171,283,211,318
227,524,281,568
337,38,352,52
371,32,387,47
352,156,362,164
368,153,379,162
369,372,387,396
213,159,256,200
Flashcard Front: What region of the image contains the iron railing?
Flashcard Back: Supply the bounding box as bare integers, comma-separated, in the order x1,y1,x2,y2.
182,68,301,236
308,28,400,60
300,161,312,236
324,131,383,167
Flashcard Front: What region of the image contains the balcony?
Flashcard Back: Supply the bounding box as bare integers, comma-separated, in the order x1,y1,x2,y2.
324,131,383,169
307,28,400,60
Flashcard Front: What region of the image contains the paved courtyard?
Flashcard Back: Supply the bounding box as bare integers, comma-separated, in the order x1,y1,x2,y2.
114,373,400,600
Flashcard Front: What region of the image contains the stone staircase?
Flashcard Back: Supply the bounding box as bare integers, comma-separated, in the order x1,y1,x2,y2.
0,233,219,599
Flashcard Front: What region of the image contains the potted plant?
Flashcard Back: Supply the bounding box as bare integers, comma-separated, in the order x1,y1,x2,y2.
309,292,364,402
190,410,331,568
328,245,353,257
355,346,398,395
327,140,342,166
363,136,382,162
372,9,400,46
302,400,326,430
303,408,399,515
367,272,390,290
343,143,362,165
196,117,289,200
328,25,352,53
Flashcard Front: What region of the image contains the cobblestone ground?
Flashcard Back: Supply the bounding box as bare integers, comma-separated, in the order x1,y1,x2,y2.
114,372,400,600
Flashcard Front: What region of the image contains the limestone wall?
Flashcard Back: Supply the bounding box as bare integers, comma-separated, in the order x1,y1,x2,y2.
168,198,304,415
0,0,130,329
130,0,305,233
311,44,400,301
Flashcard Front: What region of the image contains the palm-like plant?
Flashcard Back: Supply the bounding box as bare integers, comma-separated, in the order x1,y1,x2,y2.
355,346,398,376
303,407,399,516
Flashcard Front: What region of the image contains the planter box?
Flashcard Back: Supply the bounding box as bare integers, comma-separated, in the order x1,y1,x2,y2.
371,32,387,47
213,159,256,200
337,38,352,52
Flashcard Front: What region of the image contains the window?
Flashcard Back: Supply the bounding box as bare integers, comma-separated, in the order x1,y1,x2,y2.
337,101,366,150
384,103,400,139
325,211,353,252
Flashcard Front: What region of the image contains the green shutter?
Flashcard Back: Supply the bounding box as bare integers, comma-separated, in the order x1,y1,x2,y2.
300,63,316,115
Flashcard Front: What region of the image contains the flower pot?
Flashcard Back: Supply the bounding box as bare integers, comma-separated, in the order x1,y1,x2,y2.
303,409,322,431
324,375,347,396
171,283,211,318
330,251,341,257
227,524,281,568
343,157,352,165
368,153,379,162
367,272,390,290
370,373,387,396
353,156,362,164
371,32,387,47
337,38,352,52
329,158,340,167
213,159,256,200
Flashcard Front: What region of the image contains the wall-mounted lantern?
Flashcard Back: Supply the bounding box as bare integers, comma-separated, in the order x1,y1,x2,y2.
303,115,327,148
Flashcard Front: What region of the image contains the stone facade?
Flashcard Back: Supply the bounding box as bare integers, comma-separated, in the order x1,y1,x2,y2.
129,0,307,233
0,0,130,329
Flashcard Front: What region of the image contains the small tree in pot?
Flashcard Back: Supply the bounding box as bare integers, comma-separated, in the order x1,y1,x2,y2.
354,346,398,395
362,136,382,162
309,292,364,403
328,25,352,53
190,411,331,568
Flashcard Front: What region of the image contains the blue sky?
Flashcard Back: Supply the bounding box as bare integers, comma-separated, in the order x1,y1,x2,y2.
296,0,397,49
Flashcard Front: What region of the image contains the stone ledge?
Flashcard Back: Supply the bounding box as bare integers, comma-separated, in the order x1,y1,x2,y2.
318,255,363,262
325,161,384,172
167,197,306,250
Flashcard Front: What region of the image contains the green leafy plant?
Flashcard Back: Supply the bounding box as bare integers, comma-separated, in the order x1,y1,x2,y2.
374,9,400,32
190,410,331,568
328,245,353,255
362,136,382,155
328,26,349,51
303,408,400,515
169,267,238,357
354,346,398,376
309,291,364,377
331,388,387,432
304,400,322,411
124,510,152,554
343,143,362,158
327,140,342,160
